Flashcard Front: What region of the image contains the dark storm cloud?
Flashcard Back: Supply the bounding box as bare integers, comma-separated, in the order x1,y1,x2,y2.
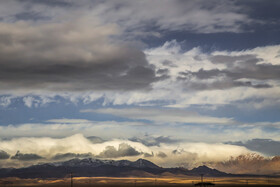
52,152,93,160
0,21,161,92
179,54,279,90
129,136,180,147
226,139,280,156
11,151,43,161
98,143,141,158
0,150,10,159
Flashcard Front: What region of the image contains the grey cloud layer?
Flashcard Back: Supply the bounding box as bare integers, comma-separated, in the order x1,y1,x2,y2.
2,0,253,34
0,21,160,92
12,0,279,34
92,0,250,33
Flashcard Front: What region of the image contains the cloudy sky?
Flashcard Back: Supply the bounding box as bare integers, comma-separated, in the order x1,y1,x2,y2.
0,0,280,174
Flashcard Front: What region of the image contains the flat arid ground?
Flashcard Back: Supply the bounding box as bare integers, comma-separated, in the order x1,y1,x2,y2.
1,177,280,187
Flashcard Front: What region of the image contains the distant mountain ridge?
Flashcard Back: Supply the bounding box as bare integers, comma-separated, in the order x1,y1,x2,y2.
0,157,275,179
215,153,280,175
54,158,160,169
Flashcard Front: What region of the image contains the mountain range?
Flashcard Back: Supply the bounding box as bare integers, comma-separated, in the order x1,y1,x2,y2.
0,158,273,179
214,153,280,175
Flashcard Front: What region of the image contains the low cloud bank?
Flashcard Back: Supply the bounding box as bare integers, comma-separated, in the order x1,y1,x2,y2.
2,134,279,174
0,134,251,169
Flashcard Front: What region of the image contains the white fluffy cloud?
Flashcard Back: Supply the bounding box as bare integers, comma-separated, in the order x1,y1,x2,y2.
144,41,280,108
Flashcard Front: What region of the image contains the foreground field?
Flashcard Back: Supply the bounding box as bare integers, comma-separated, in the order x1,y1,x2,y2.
1,176,280,187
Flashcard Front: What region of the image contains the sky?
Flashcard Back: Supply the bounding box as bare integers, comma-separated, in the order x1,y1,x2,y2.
0,0,280,174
